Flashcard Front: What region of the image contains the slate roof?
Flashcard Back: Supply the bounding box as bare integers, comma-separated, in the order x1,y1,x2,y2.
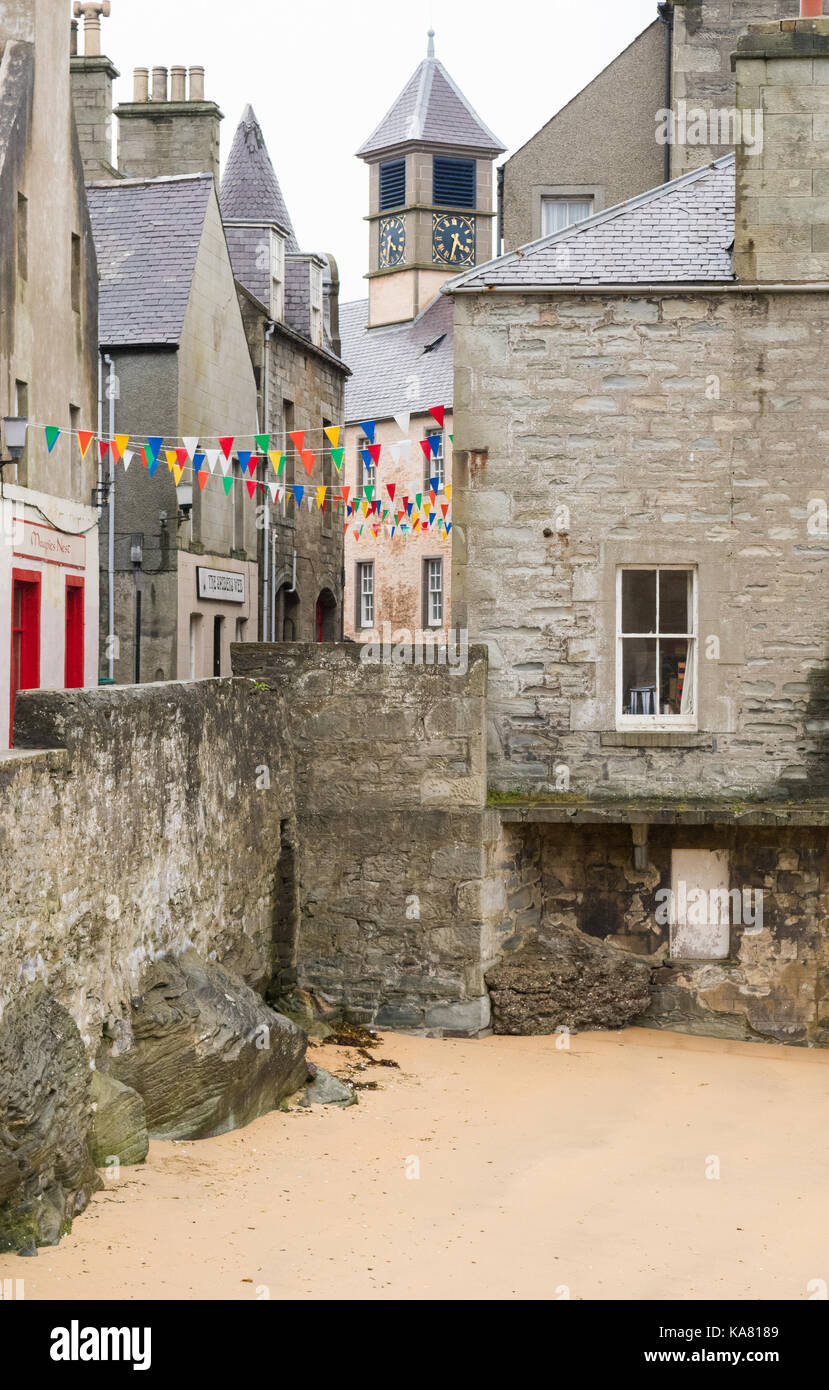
447,155,737,291
357,36,505,159
220,105,299,251
340,292,454,423
87,175,213,347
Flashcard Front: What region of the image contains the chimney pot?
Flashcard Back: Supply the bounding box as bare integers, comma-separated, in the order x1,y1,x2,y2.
151,66,168,102
170,66,186,102
189,66,205,101
70,19,78,57
133,67,149,102
801,0,823,16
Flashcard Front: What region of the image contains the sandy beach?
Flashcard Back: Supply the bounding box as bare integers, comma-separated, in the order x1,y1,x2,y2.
3,1026,828,1302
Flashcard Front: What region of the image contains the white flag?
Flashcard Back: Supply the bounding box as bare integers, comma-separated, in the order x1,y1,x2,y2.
122,451,134,472
393,411,411,437
182,436,200,461
204,449,219,475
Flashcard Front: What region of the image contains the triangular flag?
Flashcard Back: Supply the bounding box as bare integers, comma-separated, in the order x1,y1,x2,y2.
429,405,445,429
267,482,279,504
246,479,258,500
111,434,130,463
165,450,177,472
316,485,327,511
416,493,422,510
45,426,60,453
193,452,206,474
427,435,441,458
360,421,376,444
368,444,381,466
301,449,315,476
78,431,94,459
183,436,199,461
387,483,396,502
255,433,270,454
419,440,432,460
430,475,440,493
307,495,314,512
289,430,305,454
122,451,134,472
445,484,452,502
269,451,285,476
292,484,304,508
219,436,235,460
147,436,164,461
361,449,374,472
99,440,110,459
238,451,252,475
176,447,189,471
442,503,449,520
364,484,374,503
449,434,453,444
331,447,344,473
140,446,150,469
393,411,410,437
220,454,233,477
340,486,351,505
197,471,209,493
222,475,233,496
325,426,341,448
172,465,184,486
148,454,160,478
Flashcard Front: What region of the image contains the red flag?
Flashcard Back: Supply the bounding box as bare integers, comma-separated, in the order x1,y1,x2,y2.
387,483,396,502
78,430,94,459
368,443,381,466
301,449,315,476
419,440,432,460
176,447,189,470
246,479,257,499
340,485,351,505
289,430,305,454
219,436,234,459
442,503,449,519
429,405,445,428
99,440,110,459
198,471,209,492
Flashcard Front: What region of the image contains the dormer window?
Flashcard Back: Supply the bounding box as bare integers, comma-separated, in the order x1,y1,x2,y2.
433,156,475,208
270,230,285,321
309,261,324,347
379,158,406,211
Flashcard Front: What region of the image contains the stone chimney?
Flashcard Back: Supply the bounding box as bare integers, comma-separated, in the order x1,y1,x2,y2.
115,64,223,183
733,11,829,281
70,1,119,180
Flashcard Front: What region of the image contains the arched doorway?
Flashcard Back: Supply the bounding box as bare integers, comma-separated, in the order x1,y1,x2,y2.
279,586,300,641
315,588,337,642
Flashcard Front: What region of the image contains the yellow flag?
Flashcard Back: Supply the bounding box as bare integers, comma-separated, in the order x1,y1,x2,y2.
113,434,130,462
172,464,184,485
316,485,327,510
324,426,341,449
445,484,452,502
166,450,177,472
269,450,284,476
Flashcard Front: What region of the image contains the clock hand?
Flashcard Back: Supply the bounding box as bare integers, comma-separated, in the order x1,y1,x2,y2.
449,233,461,261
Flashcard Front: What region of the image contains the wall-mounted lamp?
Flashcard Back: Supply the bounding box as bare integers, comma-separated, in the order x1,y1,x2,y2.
175,482,193,526
2,415,27,463
130,532,144,568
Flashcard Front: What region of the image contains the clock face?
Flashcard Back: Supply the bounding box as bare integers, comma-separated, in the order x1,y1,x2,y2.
432,214,475,268
379,215,406,269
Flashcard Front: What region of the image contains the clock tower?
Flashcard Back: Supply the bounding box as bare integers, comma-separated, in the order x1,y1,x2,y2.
357,31,505,328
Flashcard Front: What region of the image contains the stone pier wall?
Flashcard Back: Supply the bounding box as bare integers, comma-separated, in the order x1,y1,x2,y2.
232,642,494,1033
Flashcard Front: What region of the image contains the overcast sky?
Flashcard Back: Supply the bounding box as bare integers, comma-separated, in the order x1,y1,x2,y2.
97,0,659,302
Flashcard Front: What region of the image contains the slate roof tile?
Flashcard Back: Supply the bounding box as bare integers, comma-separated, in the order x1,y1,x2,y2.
340,293,454,423
357,46,504,158
220,104,299,250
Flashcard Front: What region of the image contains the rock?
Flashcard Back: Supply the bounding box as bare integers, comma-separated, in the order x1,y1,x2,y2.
299,1068,357,1108
485,929,653,1035
100,950,308,1141
89,1072,149,1169
0,989,101,1252
424,996,492,1035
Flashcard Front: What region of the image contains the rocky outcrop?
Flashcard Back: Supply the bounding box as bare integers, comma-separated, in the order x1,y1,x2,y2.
0,990,100,1253
100,950,308,1141
89,1072,149,1169
485,929,653,1035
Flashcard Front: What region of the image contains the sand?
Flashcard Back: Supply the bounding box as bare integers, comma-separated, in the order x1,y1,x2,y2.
2,1026,828,1302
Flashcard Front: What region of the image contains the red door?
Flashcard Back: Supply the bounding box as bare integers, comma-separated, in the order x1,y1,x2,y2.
10,569,41,745
65,577,85,689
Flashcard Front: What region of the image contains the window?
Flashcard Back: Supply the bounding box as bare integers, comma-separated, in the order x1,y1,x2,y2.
357,561,374,630
669,850,731,961
235,617,247,644
71,233,81,313
423,430,445,490
542,197,593,236
310,261,323,347
357,435,375,493
379,158,406,211
433,157,475,208
617,567,696,723
270,231,285,321
322,442,332,537
16,193,27,281
425,558,443,628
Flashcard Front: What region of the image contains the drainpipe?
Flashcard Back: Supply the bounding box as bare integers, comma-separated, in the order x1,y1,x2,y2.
96,353,104,520
497,164,504,255
657,2,674,184
105,353,115,681
262,320,276,641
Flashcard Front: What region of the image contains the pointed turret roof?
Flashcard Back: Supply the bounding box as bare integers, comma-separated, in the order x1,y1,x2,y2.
220,104,299,251
356,31,505,160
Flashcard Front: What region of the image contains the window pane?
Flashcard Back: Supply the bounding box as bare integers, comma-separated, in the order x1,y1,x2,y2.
660,570,690,634
621,570,656,634
622,638,657,714
542,198,593,236
660,639,691,716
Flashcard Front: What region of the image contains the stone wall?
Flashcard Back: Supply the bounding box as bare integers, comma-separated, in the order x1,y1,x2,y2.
232,642,494,1033
0,678,295,1046
452,288,829,801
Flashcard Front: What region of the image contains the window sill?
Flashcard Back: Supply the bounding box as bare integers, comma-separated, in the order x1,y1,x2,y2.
603,730,712,750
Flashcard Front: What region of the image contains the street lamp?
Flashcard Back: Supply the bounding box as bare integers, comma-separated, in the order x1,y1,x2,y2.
2,415,27,462
175,482,193,526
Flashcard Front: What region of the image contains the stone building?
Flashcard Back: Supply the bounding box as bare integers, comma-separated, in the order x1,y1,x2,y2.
0,0,99,750
444,7,829,1044
341,32,504,641
500,0,799,252
220,105,349,643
